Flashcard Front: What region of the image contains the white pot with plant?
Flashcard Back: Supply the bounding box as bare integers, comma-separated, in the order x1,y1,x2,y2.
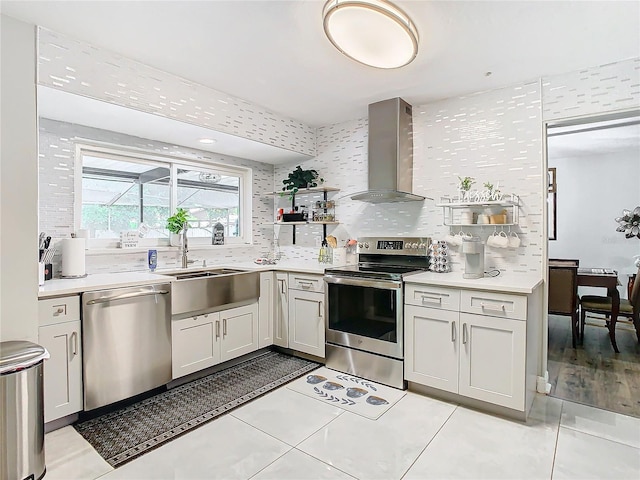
457,176,475,202
166,208,190,246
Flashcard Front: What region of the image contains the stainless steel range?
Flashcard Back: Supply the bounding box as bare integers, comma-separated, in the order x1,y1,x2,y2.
324,237,431,389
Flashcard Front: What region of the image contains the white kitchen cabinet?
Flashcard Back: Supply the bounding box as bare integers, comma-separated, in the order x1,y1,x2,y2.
288,288,325,358
405,286,528,411
405,305,459,394
219,303,259,362
172,303,259,379
172,312,220,379
273,272,289,348
458,312,526,408
258,272,274,348
39,321,83,423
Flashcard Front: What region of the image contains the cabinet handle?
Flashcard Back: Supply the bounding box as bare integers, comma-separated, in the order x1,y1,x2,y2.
451,321,456,343
318,301,323,318
223,318,227,336
480,302,505,312
53,306,65,316
216,320,220,339
421,295,442,305
71,331,78,355
299,281,313,289
462,323,468,345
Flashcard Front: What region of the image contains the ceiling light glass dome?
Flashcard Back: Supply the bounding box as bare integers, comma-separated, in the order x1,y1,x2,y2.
322,0,419,69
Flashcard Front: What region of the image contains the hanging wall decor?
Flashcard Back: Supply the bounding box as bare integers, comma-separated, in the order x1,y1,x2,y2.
615,207,640,239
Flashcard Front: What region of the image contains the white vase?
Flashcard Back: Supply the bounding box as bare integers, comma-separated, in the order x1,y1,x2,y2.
169,233,182,247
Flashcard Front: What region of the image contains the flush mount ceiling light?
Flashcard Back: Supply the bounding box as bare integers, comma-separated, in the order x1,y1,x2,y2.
322,0,419,69
198,138,216,144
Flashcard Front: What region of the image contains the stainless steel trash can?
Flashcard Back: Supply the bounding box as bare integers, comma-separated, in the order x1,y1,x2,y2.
1,341,50,480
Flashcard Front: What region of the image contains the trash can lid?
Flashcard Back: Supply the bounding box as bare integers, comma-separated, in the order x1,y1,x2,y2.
0,341,50,374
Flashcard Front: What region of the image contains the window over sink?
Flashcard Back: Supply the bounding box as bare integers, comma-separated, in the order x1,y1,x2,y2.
75,145,251,247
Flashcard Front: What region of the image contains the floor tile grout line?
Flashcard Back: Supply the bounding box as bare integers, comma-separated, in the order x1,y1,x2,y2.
398,404,460,480
291,448,359,480
246,443,295,480
549,399,564,480
230,413,299,449
558,424,640,450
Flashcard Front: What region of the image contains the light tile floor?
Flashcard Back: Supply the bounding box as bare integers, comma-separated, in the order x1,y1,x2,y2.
45,386,640,480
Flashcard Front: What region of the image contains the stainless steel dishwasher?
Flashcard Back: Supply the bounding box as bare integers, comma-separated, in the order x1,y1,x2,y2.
82,283,171,410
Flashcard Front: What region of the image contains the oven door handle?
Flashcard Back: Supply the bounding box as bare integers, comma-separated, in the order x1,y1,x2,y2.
323,275,402,290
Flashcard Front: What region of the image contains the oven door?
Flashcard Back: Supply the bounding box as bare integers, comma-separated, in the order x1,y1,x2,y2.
324,275,403,359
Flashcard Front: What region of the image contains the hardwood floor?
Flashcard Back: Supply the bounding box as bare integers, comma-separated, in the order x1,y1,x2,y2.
548,313,640,418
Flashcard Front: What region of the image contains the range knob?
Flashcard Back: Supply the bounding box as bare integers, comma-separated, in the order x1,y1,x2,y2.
418,243,426,249
411,242,419,249
364,243,370,249
358,243,364,249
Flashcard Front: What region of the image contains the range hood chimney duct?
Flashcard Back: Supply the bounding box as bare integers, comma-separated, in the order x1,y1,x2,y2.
351,97,425,203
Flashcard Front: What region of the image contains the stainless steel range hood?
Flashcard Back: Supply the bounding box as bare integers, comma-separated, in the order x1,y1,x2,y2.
351,97,425,203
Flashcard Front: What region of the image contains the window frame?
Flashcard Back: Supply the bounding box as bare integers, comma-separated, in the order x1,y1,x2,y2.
74,143,252,248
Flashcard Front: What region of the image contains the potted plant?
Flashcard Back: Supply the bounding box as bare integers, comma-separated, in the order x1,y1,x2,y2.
166,208,191,246
457,176,475,201
281,166,324,198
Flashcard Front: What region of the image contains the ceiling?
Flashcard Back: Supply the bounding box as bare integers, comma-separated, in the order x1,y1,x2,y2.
2,0,639,127
548,117,640,159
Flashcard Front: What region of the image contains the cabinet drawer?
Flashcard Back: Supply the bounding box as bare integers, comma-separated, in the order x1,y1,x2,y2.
460,290,527,321
405,284,460,311
38,295,81,326
289,273,324,293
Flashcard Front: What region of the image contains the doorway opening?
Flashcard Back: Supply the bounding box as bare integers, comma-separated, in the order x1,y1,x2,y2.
546,112,640,418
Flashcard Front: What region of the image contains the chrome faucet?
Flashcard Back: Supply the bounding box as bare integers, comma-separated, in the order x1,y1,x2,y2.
181,227,189,268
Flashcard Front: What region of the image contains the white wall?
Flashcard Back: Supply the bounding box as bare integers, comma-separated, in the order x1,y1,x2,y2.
548,150,640,297
38,118,275,274
0,15,39,342
276,82,545,277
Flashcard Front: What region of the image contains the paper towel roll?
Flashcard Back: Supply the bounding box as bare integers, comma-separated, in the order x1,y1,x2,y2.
62,238,86,277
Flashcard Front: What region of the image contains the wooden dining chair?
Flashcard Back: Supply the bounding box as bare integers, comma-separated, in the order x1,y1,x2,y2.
548,262,580,348
580,266,640,346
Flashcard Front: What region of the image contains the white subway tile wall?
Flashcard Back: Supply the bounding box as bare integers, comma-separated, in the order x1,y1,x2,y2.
39,118,272,275
542,58,640,121
36,25,639,276
37,28,315,156
275,83,544,275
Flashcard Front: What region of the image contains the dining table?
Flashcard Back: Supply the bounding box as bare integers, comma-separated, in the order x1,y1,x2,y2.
577,268,622,352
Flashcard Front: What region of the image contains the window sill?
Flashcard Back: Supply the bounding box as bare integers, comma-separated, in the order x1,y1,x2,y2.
84,243,254,256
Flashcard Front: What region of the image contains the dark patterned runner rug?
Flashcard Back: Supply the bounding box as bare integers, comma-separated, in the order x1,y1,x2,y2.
74,351,319,467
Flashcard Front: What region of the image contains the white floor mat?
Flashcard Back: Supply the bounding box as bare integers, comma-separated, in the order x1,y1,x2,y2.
286,367,406,420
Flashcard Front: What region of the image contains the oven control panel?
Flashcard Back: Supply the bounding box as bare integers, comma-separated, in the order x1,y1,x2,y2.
356,237,431,255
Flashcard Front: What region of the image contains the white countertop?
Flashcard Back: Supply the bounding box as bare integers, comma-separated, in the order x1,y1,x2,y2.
404,271,543,294
38,261,332,298
38,272,173,298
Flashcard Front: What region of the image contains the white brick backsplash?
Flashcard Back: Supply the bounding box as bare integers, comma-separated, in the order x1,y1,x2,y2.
39,118,274,276
37,28,315,156
37,26,639,275
542,58,640,121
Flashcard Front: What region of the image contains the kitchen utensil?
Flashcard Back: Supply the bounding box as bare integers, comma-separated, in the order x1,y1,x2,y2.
38,232,46,249
44,236,51,249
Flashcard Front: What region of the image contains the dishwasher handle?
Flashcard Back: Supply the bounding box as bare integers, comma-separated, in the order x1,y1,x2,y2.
85,289,170,305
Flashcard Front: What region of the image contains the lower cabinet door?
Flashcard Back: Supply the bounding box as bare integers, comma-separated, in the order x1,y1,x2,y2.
258,272,274,348
404,305,459,393
171,313,220,379
288,289,325,358
39,320,83,422
458,312,526,410
220,303,259,363
274,273,289,348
